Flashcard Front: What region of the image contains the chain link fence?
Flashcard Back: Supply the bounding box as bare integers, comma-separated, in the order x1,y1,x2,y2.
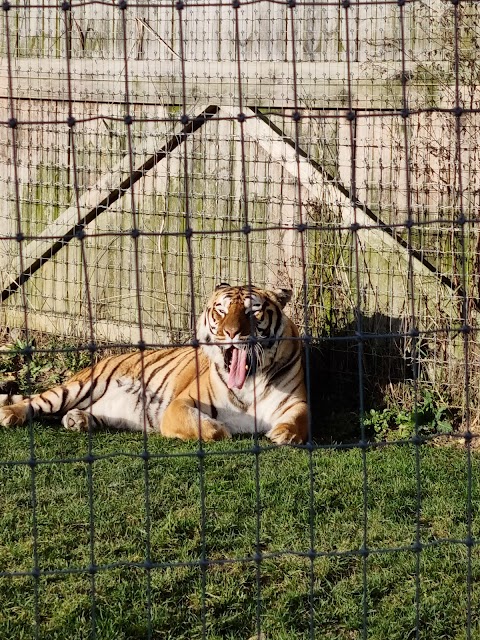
0,0,479,638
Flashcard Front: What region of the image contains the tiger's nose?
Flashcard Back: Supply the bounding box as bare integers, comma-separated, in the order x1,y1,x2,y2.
224,326,240,339
222,304,251,338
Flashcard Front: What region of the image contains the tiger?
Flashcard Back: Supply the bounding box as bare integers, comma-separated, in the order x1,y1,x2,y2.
0,283,308,444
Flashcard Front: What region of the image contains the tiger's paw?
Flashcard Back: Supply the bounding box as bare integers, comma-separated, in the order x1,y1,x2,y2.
161,398,231,442
267,422,306,445
0,381,24,410
161,414,231,442
0,402,29,427
62,409,94,432
198,418,231,442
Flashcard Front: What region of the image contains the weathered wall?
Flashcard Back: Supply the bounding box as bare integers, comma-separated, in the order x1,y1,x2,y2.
1,0,480,363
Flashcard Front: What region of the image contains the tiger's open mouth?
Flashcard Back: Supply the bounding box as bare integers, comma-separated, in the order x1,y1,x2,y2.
224,346,255,390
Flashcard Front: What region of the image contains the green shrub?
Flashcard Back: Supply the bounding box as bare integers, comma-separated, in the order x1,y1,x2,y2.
364,390,454,441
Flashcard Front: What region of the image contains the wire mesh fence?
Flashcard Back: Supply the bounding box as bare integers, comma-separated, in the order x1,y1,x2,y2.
0,0,479,638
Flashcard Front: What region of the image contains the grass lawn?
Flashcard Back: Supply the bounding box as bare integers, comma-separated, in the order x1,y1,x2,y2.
0,425,479,639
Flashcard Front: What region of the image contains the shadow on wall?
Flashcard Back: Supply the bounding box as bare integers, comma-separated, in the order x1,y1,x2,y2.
307,313,413,444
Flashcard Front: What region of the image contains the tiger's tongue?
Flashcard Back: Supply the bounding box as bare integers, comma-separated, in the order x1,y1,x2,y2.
227,348,248,390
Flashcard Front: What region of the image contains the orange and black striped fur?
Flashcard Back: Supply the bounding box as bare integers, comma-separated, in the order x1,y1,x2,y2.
0,284,308,444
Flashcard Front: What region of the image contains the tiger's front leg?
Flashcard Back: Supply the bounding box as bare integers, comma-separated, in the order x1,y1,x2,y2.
267,402,309,445
0,381,84,428
160,397,231,442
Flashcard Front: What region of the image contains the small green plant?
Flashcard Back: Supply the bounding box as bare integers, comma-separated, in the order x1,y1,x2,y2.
1,338,51,393
364,390,454,442
0,337,93,395
61,346,93,374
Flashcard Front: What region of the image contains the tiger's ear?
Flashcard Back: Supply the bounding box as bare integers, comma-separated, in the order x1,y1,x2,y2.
270,288,293,309
215,282,230,291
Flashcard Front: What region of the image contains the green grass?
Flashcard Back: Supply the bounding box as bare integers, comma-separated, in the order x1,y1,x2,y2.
1,426,480,639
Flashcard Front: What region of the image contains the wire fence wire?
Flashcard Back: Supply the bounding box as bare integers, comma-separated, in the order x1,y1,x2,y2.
0,0,479,638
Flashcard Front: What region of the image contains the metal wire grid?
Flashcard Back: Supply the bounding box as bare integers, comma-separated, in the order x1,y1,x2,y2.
0,0,479,638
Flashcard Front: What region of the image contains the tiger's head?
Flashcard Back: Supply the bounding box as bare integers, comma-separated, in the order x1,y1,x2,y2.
197,283,298,390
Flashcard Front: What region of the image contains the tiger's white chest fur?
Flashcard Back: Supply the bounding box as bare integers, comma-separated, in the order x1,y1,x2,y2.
209,371,273,434
201,359,304,438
